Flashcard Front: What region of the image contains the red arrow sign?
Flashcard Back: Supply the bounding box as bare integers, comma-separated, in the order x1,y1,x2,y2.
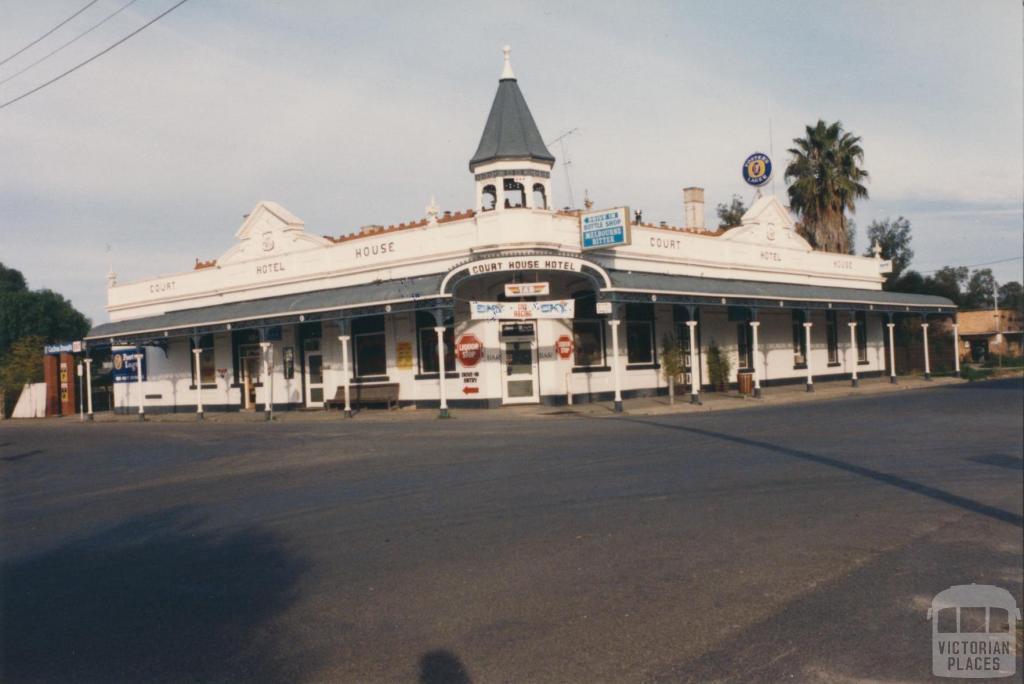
462,386,479,395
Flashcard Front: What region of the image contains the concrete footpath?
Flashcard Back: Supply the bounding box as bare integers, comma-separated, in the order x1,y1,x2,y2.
22,372,1019,426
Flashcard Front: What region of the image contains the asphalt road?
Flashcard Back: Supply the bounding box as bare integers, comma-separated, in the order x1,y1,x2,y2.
1,378,1022,683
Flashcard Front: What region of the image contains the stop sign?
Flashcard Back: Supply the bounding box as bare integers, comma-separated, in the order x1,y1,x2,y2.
455,334,483,367
555,334,574,359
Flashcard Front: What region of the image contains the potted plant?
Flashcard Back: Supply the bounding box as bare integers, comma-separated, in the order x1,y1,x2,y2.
706,341,731,392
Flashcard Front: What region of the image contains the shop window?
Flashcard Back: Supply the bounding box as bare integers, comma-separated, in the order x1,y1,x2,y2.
572,292,605,368
826,311,839,365
481,184,496,211
416,311,454,374
736,323,753,371
190,334,216,385
503,178,525,208
353,315,387,377
626,303,655,365
532,183,547,209
856,311,868,363
792,311,807,368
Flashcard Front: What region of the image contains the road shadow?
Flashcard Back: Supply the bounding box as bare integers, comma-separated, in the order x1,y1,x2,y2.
966,454,1024,471
1,449,43,462
419,649,472,684
623,418,1023,528
1,508,308,683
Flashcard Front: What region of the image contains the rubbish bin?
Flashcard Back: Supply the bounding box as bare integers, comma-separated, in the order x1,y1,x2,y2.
737,371,754,395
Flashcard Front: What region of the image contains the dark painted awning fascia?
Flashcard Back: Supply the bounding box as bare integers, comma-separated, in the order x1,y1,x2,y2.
86,274,451,347
601,270,956,314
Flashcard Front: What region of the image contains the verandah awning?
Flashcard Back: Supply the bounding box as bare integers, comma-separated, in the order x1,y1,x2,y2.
85,274,450,345
603,270,955,313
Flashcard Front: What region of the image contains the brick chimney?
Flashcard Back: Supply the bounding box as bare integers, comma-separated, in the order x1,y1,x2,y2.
683,187,705,230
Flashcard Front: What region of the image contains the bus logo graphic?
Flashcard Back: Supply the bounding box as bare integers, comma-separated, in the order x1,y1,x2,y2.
928,584,1020,678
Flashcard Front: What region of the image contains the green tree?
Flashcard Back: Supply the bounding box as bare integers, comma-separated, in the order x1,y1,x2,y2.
0,335,45,418
716,195,747,228
927,266,969,304
963,268,996,309
0,263,27,293
864,216,914,286
998,281,1023,313
0,263,90,359
660,333,684,404
785,120,870,254
845,219,856,256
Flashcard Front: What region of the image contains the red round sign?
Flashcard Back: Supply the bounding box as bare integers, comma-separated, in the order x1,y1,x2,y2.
555,334,574,360
455,334,483,367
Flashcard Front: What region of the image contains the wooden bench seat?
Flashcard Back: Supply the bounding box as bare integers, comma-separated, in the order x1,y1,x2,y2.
325,383,400,411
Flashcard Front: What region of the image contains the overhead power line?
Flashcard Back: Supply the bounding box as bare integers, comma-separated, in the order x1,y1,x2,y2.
0,0,141,87
918,256,1023,274
0,0,102,68
0,0,192,112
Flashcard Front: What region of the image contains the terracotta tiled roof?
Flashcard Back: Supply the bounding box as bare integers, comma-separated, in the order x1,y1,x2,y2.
194,258,217,270
324,209,476,243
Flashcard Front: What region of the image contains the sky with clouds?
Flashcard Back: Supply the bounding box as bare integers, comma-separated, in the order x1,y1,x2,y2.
1,0,1021,324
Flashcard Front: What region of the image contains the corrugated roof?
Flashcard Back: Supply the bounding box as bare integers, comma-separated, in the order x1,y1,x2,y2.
469,77,554,169
86,274,446,340
606,270,955,309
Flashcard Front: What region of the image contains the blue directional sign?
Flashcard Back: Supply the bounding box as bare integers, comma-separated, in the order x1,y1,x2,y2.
742,153,772,187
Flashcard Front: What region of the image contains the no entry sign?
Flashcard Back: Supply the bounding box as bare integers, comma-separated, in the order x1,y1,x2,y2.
455,334,483,367
555,334,574,360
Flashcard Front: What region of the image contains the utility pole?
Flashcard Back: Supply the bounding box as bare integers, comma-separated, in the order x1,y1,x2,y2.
993,277,1002,369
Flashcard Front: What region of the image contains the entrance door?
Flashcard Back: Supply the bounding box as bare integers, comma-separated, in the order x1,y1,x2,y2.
303,335,323,405
501,322,539,404
239,344,262,410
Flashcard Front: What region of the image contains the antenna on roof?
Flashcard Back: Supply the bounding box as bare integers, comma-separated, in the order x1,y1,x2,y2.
547,128,580,208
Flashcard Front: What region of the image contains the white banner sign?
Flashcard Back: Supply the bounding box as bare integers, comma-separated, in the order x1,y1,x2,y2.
504,282,550,297
471,300,574,320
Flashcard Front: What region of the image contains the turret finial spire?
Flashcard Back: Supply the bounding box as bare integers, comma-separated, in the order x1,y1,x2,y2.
501,45,515,80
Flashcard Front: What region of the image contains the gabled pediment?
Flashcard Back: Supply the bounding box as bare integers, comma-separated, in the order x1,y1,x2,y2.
234,201,304,239
720,195,811,251
218,201,329,265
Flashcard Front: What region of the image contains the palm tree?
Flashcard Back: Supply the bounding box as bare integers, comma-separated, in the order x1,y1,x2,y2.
785,120,869,253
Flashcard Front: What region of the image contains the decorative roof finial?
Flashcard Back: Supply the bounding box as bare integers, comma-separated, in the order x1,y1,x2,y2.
583,189,593,210
871,240,882,259
501,45,515,80
426,196,440,226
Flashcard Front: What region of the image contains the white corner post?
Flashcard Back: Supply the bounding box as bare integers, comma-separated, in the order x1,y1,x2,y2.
135,352,145,420
921,321,931,380
259,341,272,420
952,322,961,377
886,322,897,383
608,318,623,412
84,357,93,421
848,320,859,387
803,321,814,392
338,334,352,417
192,346,204,420
686,319,700,404
749,320,762,398
435,326,449,418
266,344,274,421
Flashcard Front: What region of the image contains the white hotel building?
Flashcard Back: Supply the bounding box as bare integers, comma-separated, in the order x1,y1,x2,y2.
86,50,955,416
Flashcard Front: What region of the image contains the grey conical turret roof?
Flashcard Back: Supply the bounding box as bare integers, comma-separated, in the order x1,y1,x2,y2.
469,51,555,170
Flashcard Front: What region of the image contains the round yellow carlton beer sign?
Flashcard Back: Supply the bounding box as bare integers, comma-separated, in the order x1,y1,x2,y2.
742,152,772,187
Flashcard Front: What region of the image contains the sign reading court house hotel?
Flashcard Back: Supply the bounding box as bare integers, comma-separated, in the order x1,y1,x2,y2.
86,46,955,416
